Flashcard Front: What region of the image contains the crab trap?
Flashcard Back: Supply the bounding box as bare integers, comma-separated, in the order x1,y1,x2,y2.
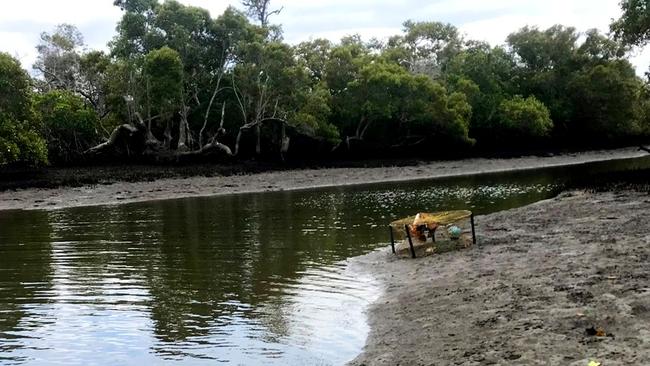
388,210,477,258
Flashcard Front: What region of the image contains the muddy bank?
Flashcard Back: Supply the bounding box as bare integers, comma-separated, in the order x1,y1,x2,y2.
350,190,650,366
0,147,646,211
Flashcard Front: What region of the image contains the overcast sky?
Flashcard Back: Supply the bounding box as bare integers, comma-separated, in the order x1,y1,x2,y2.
2,0,649,74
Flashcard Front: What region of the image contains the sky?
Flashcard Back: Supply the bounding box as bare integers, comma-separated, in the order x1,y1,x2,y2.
2,0,649,74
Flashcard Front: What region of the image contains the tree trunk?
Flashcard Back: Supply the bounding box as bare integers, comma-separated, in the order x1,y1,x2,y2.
234,128,244,157
163,120,173,150
355,115,372,140
359,117,373,140
178,106,189,152
145,79,157,146
146,119,156,143
280,123,290,161
255,123,261,155
178,119,188,152
200,74,225,147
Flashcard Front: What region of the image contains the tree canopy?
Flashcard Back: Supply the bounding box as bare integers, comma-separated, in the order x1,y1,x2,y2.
0,53,48,166
612,0,650,46
0,0,648,168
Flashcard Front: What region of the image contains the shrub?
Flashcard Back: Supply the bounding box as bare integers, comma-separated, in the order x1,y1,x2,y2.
35,90,100,164
497,95,554,140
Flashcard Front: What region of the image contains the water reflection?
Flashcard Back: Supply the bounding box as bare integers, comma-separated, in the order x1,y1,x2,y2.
1,156,649,365
0,210,53,365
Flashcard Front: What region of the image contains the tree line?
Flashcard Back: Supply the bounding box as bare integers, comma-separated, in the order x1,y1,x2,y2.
1,0,649,167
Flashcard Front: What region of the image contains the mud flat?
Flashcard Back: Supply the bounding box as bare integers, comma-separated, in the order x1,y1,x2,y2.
0,147,646,211
349,190,650,365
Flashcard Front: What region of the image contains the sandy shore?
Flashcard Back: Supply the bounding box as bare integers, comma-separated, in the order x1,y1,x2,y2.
349,190,650,365
0,147,646,211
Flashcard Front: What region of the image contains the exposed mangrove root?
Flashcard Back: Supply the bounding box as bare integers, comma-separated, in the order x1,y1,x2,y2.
179,141,233,157
86,118,233,160
85,124,143,155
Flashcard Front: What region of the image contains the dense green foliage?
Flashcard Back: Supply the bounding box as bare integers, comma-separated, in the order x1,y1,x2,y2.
0,0,648,167
445,26,646,147
612,0,650,46
0,53,48,166
35,90,100,163
497,96,553,141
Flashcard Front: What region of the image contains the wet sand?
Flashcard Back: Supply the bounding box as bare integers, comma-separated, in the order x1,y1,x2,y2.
350,190,650,365
0,147,646,211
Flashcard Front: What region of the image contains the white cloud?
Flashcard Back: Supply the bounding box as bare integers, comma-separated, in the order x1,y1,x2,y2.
0,0,119,24
175,0,230,18
422,0,524,16
0,31,37,67
457,0,621,45
453,0,650,73
283,27,402,45
0,0,121,69
0,0,648,74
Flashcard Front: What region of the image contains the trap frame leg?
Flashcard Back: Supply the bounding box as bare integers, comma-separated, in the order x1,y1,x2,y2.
404,224,416,259
470,213,477,245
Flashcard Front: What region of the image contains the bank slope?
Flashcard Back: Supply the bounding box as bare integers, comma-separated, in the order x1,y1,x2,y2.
350,190,650,365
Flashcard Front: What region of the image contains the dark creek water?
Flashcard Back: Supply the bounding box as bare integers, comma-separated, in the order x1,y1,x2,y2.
1,156,649,365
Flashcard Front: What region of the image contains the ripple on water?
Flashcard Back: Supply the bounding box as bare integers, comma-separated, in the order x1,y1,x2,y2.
4,158,644,365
